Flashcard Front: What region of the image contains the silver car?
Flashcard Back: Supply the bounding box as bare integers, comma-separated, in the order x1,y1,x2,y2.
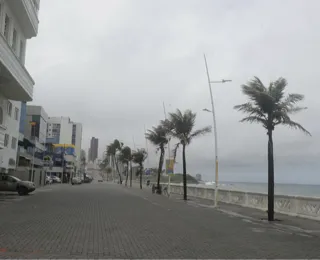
71,176,82,185
0,175,36,195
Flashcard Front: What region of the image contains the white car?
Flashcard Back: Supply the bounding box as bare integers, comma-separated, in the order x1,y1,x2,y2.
51,176,61,183
71,177,82,185
45,176,53,185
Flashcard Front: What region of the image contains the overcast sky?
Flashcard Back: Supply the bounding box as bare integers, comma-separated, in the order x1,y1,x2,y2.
26,0,319,184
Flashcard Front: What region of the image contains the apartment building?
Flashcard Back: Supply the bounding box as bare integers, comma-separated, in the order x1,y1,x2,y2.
46,116,82,181
0,0,40,173
89,137,98,163
15,104,47,186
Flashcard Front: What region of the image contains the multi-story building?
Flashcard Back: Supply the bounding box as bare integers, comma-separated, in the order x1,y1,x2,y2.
89,137,98,162
15,104,47,186
0,0,40,173
71,122,82,171
46,116,82,181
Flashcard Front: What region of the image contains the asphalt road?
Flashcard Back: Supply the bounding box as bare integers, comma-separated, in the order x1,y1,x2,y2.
0,180,320,259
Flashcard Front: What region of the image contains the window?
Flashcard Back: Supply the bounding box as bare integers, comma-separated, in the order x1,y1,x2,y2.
4,15,10,41
14,107,19,120
0,107,3,125
7,101,12,116
4,134,9,147
19,40,25,62
12,29,17,51
11,137,17,149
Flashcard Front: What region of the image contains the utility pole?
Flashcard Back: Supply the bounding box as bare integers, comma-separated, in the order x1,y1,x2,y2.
163,102,171,193
30,121,36,182
203,54,232,207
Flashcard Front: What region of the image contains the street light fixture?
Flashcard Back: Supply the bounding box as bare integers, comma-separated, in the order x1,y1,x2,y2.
203,54,232,207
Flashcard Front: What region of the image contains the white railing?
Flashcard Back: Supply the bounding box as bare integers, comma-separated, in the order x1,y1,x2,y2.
169,184,320,221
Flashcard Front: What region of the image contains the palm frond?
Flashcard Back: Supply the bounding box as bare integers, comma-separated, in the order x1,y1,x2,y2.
239,116,268,128
132,148,148,165
169,109,196,137
234,102,267,118
268,77,287,102
189,126,212,141
287,106,307,114
145,125,168,146
281,119,311,136
283,93,304,106
241,78,275,113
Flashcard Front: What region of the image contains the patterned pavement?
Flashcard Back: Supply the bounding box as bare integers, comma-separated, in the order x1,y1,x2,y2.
0,181,320,259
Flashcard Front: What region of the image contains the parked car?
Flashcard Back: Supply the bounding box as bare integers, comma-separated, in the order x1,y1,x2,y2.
84,175,93,183
51,176,61,183
0,175,36,195
45,176,53,185
71,177,82,185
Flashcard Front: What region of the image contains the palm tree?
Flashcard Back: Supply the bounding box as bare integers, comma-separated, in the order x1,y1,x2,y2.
132,148,148,189
107,140,124,184
163,109,211,200
119,146,132,186
145,124,169,192
234,76,311,221
113,139,124,184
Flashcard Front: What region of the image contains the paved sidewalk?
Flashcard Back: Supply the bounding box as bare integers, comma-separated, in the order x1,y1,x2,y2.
134,182,320,236
0,181,320,258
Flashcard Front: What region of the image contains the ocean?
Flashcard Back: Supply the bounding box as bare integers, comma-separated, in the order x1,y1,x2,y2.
200,182,320,198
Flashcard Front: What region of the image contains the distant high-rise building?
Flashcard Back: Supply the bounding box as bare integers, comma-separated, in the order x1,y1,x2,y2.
89,137,98,162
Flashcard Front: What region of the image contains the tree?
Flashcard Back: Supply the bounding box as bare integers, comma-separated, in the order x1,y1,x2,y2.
106,140,124,184
234,76,311,221
145,124,169,192
119,146,132,186
132,148,148,189
163,109,211,200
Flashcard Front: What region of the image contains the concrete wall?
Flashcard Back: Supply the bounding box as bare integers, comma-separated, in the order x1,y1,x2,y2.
14,167,45,187
169,184,320,221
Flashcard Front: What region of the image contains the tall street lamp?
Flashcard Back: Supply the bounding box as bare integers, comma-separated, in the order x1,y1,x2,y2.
203,54,232,207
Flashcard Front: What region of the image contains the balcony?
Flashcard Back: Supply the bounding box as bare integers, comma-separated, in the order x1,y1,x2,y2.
0,125,5,149
7,0,39,39
0,33,34,101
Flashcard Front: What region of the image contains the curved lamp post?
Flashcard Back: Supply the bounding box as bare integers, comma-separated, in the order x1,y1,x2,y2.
203,54,232,207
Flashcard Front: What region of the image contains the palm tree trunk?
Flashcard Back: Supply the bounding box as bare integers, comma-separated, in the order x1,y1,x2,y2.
130,161,133,187
157,147,165,190
182,143,187,200
114,156,122,184
140,164,143,189
267,129,275,221
125,162,129,186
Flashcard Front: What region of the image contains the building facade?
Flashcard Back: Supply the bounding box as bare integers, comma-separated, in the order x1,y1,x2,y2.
16,104,47,186
46,116,82,181
89,137,98,162
0,0,40,173
72,122,82,171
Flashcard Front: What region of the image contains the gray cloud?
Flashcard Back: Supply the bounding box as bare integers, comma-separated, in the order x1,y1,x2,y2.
26,0,320,183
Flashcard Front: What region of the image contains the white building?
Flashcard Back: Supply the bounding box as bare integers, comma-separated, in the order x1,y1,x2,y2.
25,105,48,144
0,0,40,173
46,116,82,173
